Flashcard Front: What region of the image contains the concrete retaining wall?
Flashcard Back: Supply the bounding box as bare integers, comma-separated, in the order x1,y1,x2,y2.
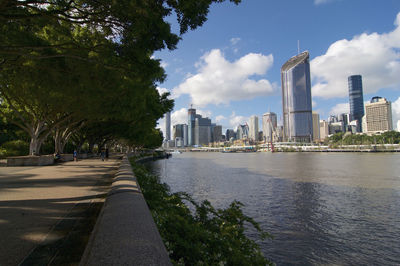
80,156,171,266
60,154,73,162
7,155,54,166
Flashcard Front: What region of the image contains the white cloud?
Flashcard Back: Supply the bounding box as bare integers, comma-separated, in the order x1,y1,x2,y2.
229,112,248,129
172,49,276,106
311,12,400,99
230,37,241,46
329,102,350,115
157,108,213,136
314,0,333,5
160,61,169,68
215,115,226,123
312,100,317,108
156,86,169,96
392,97,400,131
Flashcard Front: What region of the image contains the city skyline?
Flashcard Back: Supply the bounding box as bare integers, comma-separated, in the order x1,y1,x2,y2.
156,1,400,135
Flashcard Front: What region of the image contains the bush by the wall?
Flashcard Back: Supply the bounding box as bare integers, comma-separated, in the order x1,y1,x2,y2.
130,160,273,265
0,140,29,158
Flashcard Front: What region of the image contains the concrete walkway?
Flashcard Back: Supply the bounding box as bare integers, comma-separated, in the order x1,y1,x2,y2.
0,158,120,266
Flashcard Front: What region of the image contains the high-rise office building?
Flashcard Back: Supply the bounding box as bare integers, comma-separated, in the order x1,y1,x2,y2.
262,112,277,142
319,120,329,141
183,124,188,146
365,96,393,133
165,112,171,141
312,112,320,142
281,51,313,142
213,125,222,142
348,75,364,132
195,117,211,146
188,107,196,146
226,129,236,142
248,115,259,142
173,124,184,140
236,124,249,139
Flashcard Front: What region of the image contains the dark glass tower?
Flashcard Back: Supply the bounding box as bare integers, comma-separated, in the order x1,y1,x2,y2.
281,51,313,142
348,75,364,132
188,107,196,146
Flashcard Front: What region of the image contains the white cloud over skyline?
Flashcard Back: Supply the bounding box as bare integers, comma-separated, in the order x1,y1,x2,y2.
311,12,400,99
229,112,249,129
172,49,276,106
157,108,214,137
392,97,400,131
329,102,350,116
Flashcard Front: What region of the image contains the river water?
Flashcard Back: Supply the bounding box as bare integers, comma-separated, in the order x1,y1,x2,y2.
144,152,400,265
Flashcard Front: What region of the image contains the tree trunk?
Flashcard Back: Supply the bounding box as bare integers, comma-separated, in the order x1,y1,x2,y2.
29,136,40,155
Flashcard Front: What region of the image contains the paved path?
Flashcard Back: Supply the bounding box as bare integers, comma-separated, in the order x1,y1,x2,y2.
0,158,120,266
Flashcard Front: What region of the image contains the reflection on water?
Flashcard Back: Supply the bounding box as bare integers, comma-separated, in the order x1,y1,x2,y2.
145,152,400,265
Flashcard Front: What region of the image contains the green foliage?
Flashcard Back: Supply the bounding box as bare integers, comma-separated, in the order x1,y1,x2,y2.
328,131,400,145
130,160,273,265
0,140,29,158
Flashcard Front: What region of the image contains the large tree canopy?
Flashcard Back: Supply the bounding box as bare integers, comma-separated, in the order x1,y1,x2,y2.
0,0,241,154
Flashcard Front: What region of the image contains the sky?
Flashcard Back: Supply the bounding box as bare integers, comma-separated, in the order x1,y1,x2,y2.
155,0,400,135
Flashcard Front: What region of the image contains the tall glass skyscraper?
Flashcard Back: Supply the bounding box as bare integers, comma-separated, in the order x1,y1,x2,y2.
165,112,171,141
348,75,364,132
281,51,313,142
187,107,196,146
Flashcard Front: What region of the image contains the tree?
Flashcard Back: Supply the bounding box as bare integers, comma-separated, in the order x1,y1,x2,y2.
1,0,242,153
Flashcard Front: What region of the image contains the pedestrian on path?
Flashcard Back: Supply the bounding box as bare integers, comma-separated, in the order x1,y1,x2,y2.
100,149,105,161
73,150,78,162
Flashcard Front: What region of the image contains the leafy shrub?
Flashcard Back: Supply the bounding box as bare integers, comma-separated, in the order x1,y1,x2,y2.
131,160,273,265
0,140,29,158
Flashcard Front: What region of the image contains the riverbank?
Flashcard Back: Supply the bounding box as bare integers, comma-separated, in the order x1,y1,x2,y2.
164,143,400,153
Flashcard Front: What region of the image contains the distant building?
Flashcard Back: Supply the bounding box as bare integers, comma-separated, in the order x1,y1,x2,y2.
165,112,171,141
195,117,211,146
262,112,277,142
183,124,188,146
329,122,344,135
226,129,236,142
319,120,329,141
236,124,249,140
312,112,320,142
248,115,259,142
338,113,350,132
188,107,196,146
213,125,222,142
175,137,184,148
281,51,313,142
173,124,184,140
365,96,393,133
348,75,364,132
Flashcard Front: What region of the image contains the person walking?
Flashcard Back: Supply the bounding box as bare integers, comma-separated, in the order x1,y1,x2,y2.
100,149,105,161
73,150,78,162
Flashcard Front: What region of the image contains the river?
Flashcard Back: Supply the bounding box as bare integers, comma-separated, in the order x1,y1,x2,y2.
144,152,400,265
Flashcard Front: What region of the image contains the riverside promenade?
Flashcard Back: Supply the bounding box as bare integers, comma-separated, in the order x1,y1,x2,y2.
0,157,119,265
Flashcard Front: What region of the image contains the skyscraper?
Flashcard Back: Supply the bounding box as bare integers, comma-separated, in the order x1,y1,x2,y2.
165,112,171,141
365,96,393,133
195,116,211,146
248,115,259,142
183,124,188,146
281,51,313,142
348,75,364,132
262,112,277,142
188,107,196,146
312,112,320,142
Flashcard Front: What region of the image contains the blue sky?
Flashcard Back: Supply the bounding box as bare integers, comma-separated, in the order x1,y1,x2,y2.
155,0,400,134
